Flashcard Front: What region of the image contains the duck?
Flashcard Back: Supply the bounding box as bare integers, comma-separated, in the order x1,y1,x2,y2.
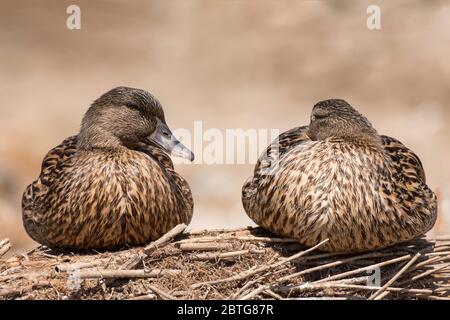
22,86,194,250
242,99,437,252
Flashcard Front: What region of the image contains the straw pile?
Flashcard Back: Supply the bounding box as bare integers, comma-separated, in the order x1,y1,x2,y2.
1,225,449,300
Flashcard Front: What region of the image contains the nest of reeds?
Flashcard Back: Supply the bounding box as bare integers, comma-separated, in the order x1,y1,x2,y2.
0,225,449,300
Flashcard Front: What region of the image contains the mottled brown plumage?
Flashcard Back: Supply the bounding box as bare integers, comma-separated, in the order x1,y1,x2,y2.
242,99,437,252
22,87,194,250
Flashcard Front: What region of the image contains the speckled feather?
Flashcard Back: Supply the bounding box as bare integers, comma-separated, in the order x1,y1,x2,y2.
22,136,193,250
242,107,437,252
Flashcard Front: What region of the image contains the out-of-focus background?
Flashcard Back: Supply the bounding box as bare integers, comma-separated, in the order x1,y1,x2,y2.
1,0,449,251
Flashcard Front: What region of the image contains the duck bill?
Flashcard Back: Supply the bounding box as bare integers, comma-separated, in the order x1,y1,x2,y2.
147,119,194,162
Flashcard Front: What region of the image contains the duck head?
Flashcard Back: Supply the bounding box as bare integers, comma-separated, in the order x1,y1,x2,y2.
307,99,380,144
77,86,194,161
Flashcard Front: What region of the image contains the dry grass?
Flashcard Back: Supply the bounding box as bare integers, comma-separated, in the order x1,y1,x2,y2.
0,226,449,300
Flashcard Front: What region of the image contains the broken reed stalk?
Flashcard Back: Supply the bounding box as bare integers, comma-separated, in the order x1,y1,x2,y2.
368,252,422,300
122,223,187,270
192,249,266,261
274,277,368,294
232,275,266,299
240,284,268,300
127,293,157,300
409,255,445,271
279,282,432,295
427,251,450,256
0,239,11,258
55,260,107,272
146,285,176,300
396,261,450,286
144,224,188,254
78,268,181,279
178,242,231,251
312,254,415,284
263,289,283,300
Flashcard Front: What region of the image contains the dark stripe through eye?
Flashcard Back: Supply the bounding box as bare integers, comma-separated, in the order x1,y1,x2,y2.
314,113,327,119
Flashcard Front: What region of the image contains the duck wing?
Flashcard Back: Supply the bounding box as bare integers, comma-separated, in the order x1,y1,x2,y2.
22,136,78,208
381,135,426,183
22,136,78,240
275,125,311,155
253,125,310,177
242,126,310,214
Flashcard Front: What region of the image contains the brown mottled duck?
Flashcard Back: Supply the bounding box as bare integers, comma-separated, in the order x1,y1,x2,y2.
22,87,194,250
242,99,437,252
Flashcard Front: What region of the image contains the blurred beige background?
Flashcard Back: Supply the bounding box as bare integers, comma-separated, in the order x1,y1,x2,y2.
1,0,449,251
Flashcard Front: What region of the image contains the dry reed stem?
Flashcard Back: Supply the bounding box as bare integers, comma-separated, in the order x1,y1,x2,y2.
127,293,157,300
282,282,432,295
55,260,107,272
369,252,422,300
396,262,450,286
144,224,188,254
312,254,415,284
78,268,181,279
191,249,266,261
122,223,187,270
147,285,176,300
0,239,11,258
178,242,231,251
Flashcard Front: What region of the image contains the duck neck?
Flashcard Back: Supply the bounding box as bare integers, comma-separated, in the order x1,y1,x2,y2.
77,126,123,151
329,131,382,147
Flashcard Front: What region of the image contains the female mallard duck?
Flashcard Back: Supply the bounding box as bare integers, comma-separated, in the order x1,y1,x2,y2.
22,87,194,250
242,99,437,252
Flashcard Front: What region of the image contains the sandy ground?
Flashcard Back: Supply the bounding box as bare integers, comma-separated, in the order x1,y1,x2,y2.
1,0,450,251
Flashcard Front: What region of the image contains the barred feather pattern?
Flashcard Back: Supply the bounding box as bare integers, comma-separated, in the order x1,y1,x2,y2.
22,136,193,249
242,126,437,252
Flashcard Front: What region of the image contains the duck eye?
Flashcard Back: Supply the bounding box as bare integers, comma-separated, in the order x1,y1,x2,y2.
313,113,327,120
126,103,140,110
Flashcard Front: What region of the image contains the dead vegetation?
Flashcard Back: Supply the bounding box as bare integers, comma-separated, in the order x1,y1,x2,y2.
0,225,449,300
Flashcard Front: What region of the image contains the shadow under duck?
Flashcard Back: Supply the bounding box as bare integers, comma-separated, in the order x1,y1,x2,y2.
242,99,437,252
22,87,194,250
